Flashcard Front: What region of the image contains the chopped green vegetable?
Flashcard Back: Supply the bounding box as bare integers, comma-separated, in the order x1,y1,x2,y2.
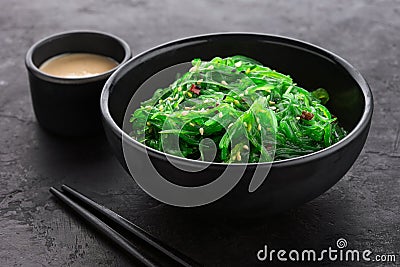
129,56,347,163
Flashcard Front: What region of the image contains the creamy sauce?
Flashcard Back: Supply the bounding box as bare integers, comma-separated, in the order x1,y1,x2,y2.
39,53,118,78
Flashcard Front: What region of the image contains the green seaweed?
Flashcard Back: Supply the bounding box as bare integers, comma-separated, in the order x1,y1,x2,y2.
129,56,347,162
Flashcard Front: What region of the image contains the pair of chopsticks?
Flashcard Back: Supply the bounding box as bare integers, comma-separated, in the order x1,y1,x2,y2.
50,185,201,267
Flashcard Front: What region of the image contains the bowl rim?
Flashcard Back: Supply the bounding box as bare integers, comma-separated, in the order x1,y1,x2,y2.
25,30,132,84
100,32,373,168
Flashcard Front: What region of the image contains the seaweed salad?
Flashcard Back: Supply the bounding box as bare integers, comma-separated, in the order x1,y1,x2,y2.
129,56,347,163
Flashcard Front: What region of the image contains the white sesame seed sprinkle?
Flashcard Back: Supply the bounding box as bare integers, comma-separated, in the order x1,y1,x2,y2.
243,145,249,150
258,124,262,131
207,65,214,70
236,151,242,161
234,61,242,68
199,128,204,135
221,80,228,86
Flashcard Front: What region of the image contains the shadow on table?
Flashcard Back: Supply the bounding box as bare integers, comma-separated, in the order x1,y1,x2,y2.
34,124,354,266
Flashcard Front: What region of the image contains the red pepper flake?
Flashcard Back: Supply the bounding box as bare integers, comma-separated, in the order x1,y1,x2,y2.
300,111,314,120
189,84,201,95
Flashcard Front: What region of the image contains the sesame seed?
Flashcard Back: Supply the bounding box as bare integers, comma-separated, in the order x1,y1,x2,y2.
234,61,242,68
258,124,262,131
256,117,260,123
236,151,242,161
219,112,223,118
184,106,192,110
182,111,189,116
146,122,151,126
231,154,237,161
159,105,164,111
189,122,195,127
197,79,203,84
228,123,234,128
234,99,240,105
243,145,249,150
189,66,197,72
269,101,276,105
245,68,251,74
221,80,228,86
199,128,204,135
187,92,193,97
239,93,244,97
296,116,301,120
177,86,182,92
243,122,248,127
159,99,163,104
207,65,214,70
270,106,277,110
167,97,173,101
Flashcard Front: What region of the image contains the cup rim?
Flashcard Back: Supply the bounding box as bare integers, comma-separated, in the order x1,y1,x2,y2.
25,30,132,84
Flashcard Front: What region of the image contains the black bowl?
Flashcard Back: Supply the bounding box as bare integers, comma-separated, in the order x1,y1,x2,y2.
26,30,131,136
100,33,373,215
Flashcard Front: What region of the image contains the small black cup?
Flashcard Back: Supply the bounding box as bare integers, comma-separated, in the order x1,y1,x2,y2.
25,30,131,136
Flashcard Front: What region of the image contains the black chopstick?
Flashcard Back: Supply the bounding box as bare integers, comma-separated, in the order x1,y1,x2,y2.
49,187,158,266
49,185,201,267
60,184,199,267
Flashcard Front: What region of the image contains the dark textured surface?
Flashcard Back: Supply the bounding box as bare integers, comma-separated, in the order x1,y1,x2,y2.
0,1,399,266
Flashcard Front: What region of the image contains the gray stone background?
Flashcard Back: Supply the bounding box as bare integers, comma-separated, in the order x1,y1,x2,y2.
0,0,399,266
